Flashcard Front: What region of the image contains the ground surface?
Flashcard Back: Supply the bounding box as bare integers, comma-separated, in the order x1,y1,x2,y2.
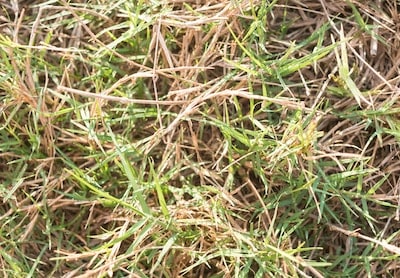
1,0,400,277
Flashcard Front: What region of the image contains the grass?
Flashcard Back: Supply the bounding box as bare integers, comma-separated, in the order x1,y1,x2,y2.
1,0,400,277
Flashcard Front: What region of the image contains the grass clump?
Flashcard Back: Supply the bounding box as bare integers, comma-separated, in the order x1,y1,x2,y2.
1,0,400,277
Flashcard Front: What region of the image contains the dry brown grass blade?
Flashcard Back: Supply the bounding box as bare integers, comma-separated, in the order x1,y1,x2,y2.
329,224,400,255
56,85,187,105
